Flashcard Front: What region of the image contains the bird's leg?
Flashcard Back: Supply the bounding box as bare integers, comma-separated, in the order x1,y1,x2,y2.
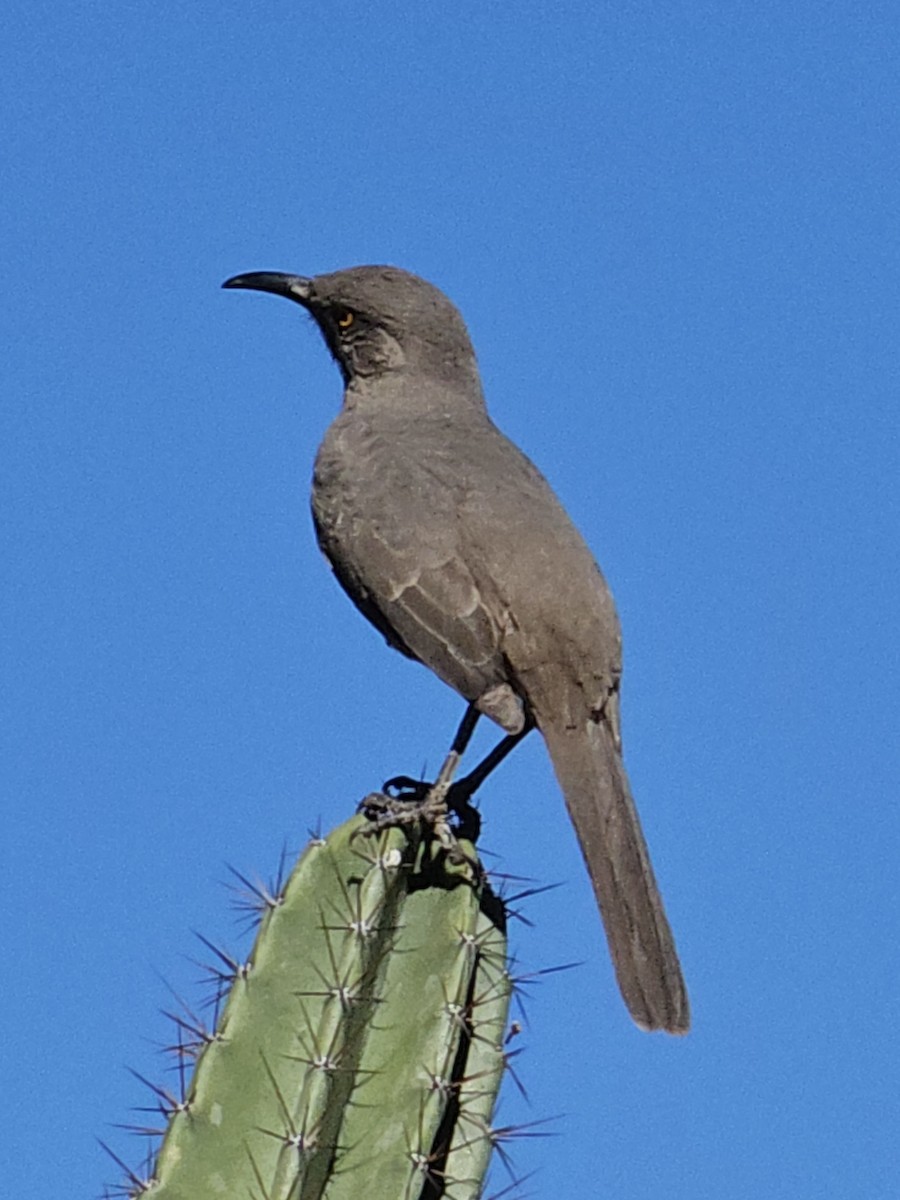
361,705,534,830
414,704,483,854
407,711,533,864
359,705,494,867
424,702,482,806
445,716,534,810
359,706,534,865
359,705,482,835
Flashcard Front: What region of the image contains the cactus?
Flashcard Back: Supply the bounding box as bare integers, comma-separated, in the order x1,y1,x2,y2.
119,813,513,1199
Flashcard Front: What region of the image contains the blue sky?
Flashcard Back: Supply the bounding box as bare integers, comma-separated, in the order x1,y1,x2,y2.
3,3,899,1196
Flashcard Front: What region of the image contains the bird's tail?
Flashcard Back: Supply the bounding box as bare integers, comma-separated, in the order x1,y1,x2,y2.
537,703,690,1033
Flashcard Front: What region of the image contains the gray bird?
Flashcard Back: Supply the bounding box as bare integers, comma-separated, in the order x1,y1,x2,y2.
223,265,689,1034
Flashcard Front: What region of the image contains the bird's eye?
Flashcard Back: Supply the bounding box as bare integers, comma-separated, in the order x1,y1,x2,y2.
336,309,355,329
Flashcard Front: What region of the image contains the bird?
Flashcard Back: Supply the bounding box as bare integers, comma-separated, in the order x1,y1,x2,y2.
222,265,689,1033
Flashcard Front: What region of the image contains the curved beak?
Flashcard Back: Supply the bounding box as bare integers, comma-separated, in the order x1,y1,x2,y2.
222,272,313,305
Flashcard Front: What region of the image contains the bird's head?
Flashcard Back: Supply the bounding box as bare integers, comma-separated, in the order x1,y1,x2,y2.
223,265,480,391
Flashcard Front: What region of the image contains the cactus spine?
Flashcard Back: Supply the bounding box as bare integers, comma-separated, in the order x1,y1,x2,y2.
136,814,511,1199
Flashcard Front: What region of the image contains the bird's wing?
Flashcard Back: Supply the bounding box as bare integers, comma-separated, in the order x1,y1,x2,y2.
314,507,505,702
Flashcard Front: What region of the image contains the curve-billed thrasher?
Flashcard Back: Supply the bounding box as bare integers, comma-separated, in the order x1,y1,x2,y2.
223,265,689,1033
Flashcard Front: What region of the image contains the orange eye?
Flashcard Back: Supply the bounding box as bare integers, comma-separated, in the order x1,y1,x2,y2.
336,310,355,329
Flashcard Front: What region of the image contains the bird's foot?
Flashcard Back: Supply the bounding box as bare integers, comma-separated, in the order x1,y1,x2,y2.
357,774,481,871
358,776,443,827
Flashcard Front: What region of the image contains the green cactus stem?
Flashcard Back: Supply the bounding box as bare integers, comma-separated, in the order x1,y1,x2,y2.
133,813,511,1199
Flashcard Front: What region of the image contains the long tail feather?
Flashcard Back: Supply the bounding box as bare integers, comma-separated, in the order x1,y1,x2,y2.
539,710,689,1033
